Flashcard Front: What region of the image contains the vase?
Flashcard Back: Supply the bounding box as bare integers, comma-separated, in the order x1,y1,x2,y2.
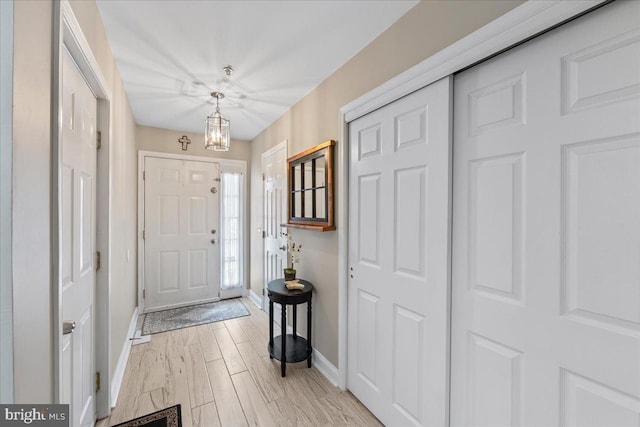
284,268,296,281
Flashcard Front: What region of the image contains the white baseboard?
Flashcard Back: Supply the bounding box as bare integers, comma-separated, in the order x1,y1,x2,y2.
110,307,138,407
248,289,262,309
312,348,339,387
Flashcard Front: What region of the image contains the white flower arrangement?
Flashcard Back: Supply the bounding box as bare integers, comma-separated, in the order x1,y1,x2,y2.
282,231,302,270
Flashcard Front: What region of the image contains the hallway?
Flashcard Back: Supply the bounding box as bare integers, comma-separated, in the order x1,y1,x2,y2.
99,299,380,426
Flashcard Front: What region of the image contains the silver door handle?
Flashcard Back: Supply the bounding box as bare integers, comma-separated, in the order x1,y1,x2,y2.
63,320,76,335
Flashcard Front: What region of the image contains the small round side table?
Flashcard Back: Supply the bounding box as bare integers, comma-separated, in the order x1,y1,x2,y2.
267,278,313,377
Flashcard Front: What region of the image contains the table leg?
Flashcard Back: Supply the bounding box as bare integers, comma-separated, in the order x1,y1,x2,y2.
292,304,297,339
307,298,312,368
269,299,273,359
281,303,286,377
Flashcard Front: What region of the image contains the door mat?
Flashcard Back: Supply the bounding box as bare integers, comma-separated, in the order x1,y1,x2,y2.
113,404,181,427
142,299,249,335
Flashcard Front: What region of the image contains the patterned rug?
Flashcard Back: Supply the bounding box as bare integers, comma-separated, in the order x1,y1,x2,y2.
142,299,249,335
113,404,181,427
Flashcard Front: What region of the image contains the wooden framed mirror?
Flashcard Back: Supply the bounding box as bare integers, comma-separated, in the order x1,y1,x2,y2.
284,140,335,231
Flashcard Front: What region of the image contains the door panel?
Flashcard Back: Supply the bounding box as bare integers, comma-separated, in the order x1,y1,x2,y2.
61,47,97,427
451,2,640,426
262,143,287,310
144,157,220,310
348,77,452,426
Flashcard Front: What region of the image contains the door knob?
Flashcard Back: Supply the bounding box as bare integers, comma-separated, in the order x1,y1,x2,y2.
63,320,76,335
279,245,287,251
211,239,216,244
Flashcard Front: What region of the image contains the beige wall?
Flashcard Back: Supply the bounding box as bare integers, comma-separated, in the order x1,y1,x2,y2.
250,0,524,367
12,0,54,402
137,125,251,163
12,0,138,401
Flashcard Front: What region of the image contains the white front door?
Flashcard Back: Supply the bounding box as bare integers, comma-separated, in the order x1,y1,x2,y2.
451,1,640,425
348,77,452,426
144,157,220,311
61,47,97,427
262,141,288,311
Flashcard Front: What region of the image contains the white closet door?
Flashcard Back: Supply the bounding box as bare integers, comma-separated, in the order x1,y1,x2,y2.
451,1,640,426
144,157,220,311
61,46,97,427
348,77,452,426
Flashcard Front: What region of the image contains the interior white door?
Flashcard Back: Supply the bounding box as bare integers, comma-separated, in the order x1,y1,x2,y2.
61,46,97,427
348,77,452,426
262,142,288,311
451,2,640,426
144,157,220,311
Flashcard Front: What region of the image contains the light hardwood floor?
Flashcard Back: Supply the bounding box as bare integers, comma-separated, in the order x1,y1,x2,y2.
97,298,381,426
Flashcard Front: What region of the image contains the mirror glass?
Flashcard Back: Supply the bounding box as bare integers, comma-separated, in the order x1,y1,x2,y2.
294,191,302,217
315,156,326,188
304,190,314,218
293,165,302,191
304,162,313,190
316,188,326,219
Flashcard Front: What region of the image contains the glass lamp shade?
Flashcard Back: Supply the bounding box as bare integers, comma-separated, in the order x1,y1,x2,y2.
205,110,230,151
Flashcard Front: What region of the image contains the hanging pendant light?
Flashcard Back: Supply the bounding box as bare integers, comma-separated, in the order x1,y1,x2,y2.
205,91,230,151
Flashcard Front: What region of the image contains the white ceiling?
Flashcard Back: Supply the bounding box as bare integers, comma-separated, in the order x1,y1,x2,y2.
96,0,419,141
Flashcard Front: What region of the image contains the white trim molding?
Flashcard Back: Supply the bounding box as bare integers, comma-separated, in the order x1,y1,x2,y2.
249,290,262,309
337,0,608,391
312,349,340,387
110,307,139,407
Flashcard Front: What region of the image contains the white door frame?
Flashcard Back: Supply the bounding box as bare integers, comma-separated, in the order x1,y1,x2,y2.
137,150,247,313
336,0,608,390
53,0,113,417
260,140,288,311
0,0,14,404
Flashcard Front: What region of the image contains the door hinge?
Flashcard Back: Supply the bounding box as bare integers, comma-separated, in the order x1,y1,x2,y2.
143,289,146,299
262,173,265,181
96,372,101,392
96,251,101,271
142,230,145,240
96,131,102,150
143,170,145,180
262,230,266,239
262,288,265,296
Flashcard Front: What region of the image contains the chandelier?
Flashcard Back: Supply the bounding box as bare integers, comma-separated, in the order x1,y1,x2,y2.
205,91,230,151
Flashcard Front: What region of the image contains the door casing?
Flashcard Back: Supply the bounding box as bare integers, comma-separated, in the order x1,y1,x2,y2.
337,0,610,390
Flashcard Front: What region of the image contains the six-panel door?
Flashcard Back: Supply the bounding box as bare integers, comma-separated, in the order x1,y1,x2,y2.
451,1,640,425
348,77,452,426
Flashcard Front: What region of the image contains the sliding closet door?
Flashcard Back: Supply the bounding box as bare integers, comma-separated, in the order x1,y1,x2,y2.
451,1,640,425
348,77,452,426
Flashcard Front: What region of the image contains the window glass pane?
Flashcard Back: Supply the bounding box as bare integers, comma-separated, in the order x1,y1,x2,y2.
293,165,302,191
294,191,302,218
221,171,242,289
315,155,326,187
316,188,326,219
304,162,313,189
304,190,313,218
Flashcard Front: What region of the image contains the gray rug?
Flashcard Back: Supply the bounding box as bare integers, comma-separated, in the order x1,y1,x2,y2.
142,298,250,335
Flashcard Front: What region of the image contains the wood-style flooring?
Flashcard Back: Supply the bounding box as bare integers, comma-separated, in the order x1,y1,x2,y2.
97,298,381,426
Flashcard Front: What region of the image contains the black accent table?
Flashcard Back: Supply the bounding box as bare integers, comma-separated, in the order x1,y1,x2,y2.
267,278,313,377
